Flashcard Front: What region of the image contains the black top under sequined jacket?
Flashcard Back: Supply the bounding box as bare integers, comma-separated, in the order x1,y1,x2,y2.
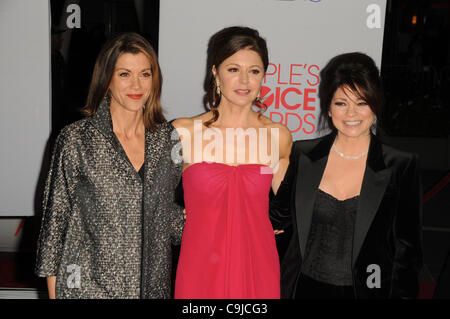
35,98,184,298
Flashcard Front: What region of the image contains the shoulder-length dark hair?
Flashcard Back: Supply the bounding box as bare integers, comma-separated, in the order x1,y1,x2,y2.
82,32,165,131
318,52,384,132
203,26,269,127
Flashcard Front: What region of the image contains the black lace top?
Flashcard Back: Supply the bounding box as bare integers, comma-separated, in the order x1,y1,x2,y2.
301,189,359,286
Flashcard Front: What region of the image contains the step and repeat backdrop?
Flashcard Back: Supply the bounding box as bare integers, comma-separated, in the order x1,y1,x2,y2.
159,0,386,140
0,1,385,246
0,0,51,218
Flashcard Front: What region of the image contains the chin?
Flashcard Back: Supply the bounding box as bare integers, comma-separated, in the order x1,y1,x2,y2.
235,100,255,108
338,130,371,139
124,102,145,112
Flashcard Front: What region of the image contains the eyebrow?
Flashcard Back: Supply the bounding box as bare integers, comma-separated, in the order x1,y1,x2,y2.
224,63,262,68
116,67,152,72
334,96,366,102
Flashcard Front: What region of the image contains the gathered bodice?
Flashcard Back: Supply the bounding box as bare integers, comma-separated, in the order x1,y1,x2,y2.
175,161,280,299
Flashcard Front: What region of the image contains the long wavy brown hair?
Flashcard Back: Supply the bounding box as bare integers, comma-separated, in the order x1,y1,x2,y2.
82,32,165,131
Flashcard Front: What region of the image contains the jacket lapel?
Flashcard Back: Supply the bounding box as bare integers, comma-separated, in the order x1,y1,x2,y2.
352,134,391,266
143,125,166,186
295,133,392,264
88,96,143,179
296,133,335,258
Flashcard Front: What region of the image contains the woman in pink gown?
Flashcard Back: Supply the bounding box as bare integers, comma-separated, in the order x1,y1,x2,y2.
172,26,292,299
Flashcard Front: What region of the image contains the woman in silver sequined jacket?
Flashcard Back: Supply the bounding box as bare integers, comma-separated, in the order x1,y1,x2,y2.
35,33,184,299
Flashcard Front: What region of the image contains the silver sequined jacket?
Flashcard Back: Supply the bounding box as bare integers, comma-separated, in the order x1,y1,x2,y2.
35,98,184,298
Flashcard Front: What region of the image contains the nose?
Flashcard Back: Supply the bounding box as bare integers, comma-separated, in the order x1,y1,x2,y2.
131,75,141,89
239,71,249,84
346,104,357,116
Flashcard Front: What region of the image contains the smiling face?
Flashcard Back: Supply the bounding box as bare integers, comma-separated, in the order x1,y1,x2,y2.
212,48,264,109
109,52,152,113
329,85,375,139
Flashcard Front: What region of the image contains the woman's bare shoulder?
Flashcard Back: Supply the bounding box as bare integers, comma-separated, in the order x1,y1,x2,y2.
260,115,291,138
259,115,292,158
172,117,193,129
172,112,211,129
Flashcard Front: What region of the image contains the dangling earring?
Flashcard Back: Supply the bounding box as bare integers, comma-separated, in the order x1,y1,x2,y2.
255,91,261,103
216,82,221,96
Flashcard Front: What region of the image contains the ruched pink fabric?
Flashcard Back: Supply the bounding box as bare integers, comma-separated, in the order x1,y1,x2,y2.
175,162,280,299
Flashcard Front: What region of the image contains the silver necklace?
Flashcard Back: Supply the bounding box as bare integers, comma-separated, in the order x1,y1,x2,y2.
332,144,368,160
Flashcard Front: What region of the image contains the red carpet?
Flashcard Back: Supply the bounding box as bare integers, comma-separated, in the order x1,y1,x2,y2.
0,257,46,289
0,256,438,298
418,281,437,299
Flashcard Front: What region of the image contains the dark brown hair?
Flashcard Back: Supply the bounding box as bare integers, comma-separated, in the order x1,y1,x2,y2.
318,52,383,132
82,32,165,131
203,26,269,126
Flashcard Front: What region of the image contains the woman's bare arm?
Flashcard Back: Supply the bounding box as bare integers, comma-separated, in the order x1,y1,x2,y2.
47,276,56,299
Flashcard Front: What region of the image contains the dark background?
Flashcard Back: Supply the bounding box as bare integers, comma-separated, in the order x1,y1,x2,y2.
0,0,448,298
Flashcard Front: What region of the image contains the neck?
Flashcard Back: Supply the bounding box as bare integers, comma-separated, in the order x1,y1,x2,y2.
333,132,371,156
110,103,145,137
215,101,256,127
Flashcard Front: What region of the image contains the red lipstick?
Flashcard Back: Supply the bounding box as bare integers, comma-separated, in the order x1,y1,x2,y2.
127,94,143,100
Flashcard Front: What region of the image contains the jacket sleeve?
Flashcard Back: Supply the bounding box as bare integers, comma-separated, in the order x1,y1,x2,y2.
269,143,298,230
168,125,185,245
390,154,423,298
169,181,185,246
35,130,76,277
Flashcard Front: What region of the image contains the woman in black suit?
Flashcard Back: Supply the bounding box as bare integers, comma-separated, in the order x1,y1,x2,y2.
271,52,423,299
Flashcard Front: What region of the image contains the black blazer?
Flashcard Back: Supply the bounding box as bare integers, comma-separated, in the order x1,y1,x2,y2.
270,132,423,299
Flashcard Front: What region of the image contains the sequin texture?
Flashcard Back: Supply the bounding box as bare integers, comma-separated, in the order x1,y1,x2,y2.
35,98,184,298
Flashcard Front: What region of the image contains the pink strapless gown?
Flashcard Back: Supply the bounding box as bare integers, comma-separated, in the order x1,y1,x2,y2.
174,162,280,299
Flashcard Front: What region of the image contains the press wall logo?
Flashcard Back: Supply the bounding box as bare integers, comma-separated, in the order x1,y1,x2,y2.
261,63,319,134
